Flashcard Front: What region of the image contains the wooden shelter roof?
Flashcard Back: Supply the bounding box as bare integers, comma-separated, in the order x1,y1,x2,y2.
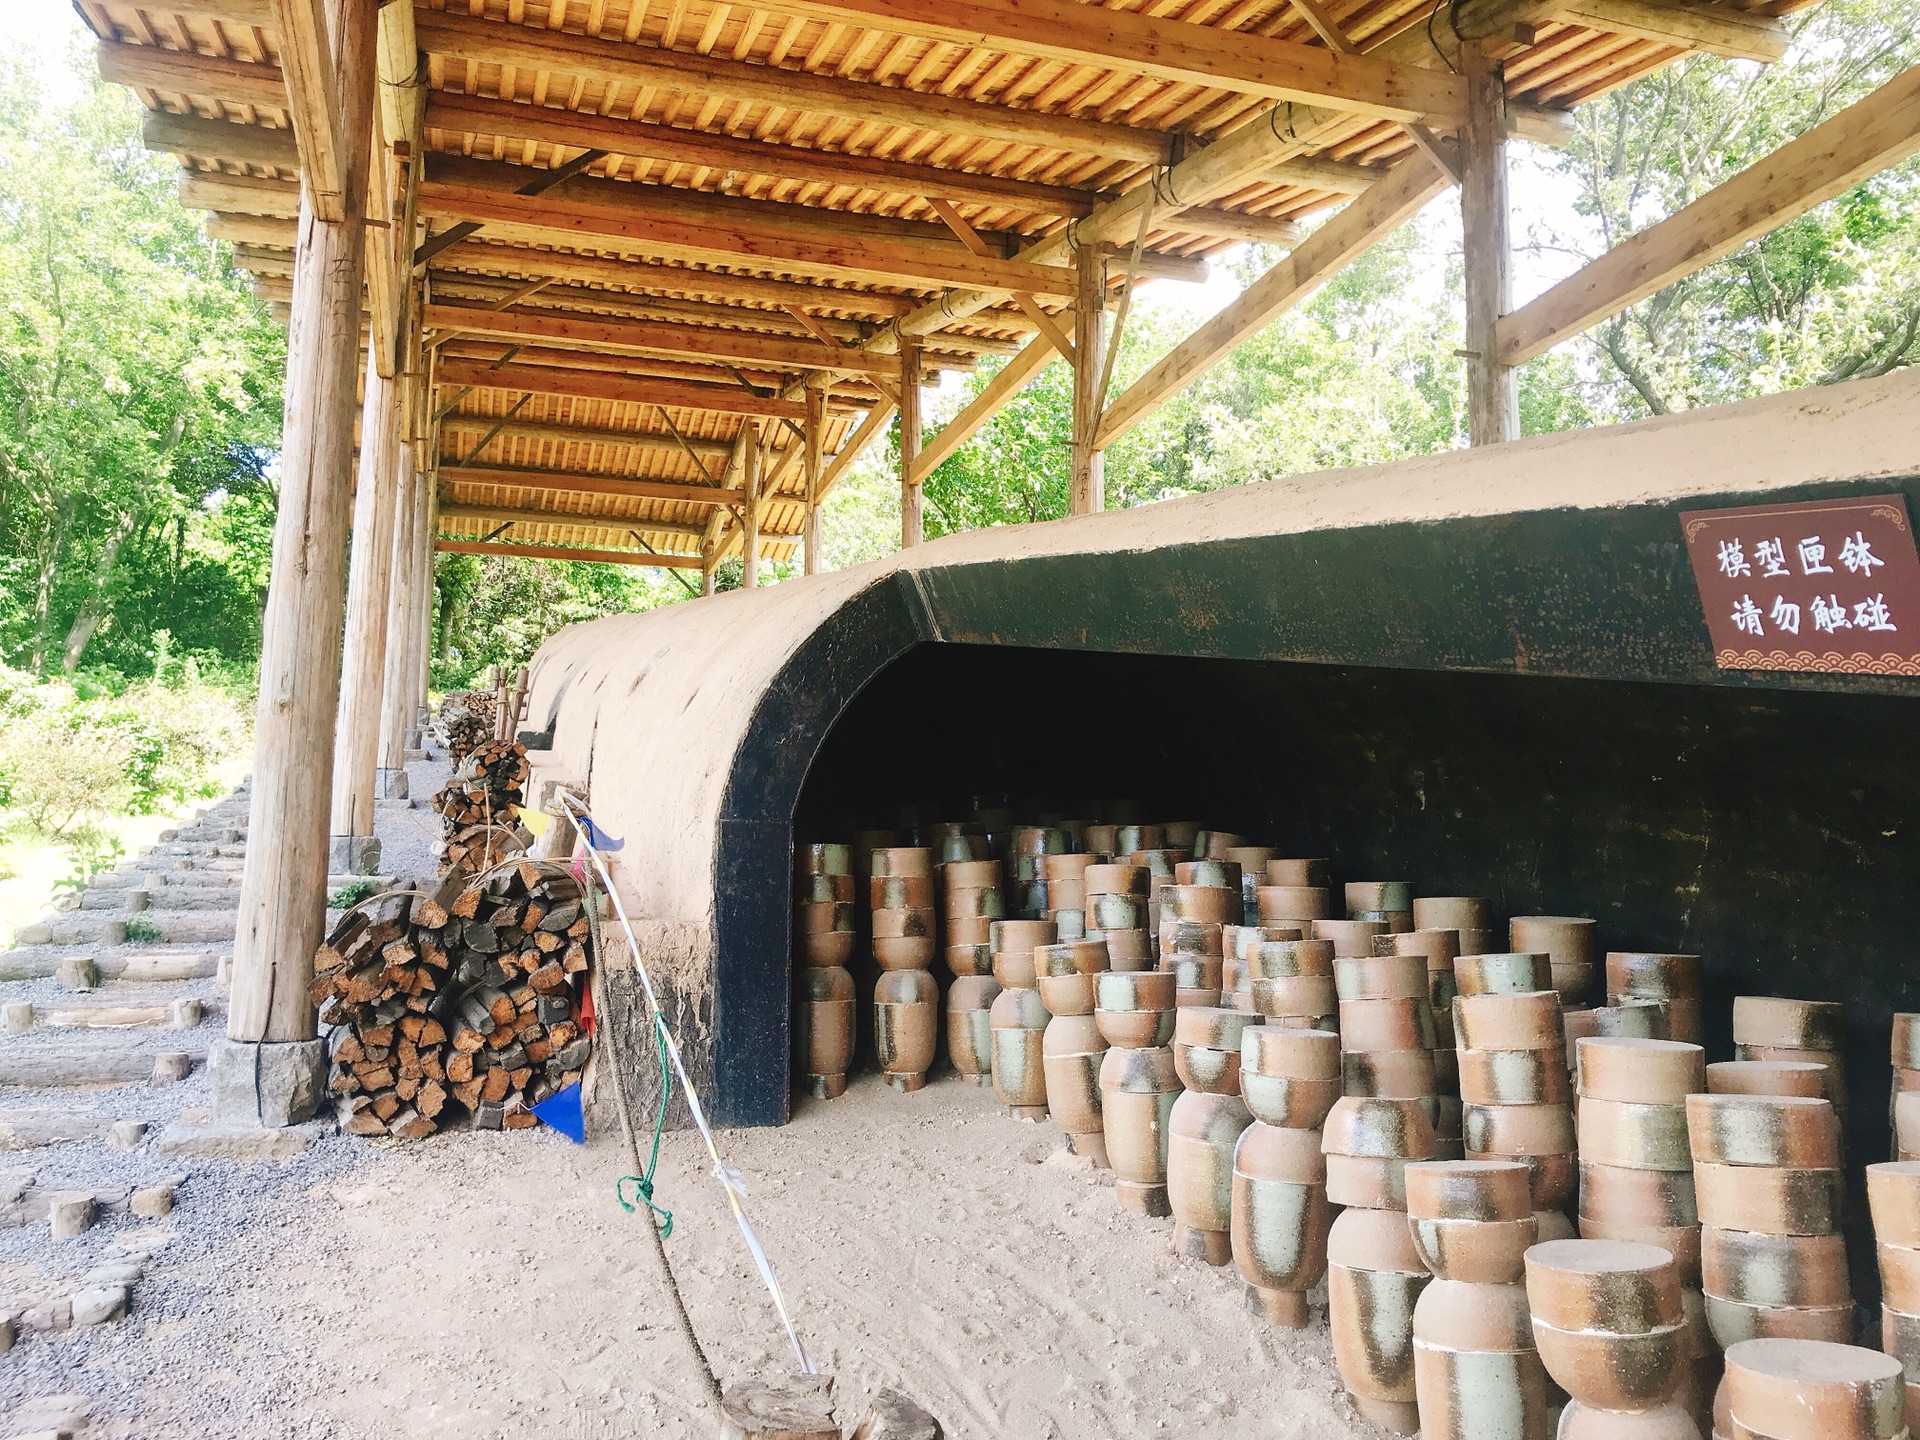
81,0,1817,568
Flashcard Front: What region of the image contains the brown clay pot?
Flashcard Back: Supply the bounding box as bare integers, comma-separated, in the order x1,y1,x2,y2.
1167,1089,1252,1264
1867,1161,1920,1245
1174,859,1241,890
1335,954,1430,1002
799,842,853,876
1733,997,1845,1053
1509,916,1597,1005
1701,1227,1849,1308
1042,1012,1108,1163
1328,1206,1433,1433
945,939,993,976
1085,862,1150,898
1231,1121,1334,1326
1707,1060,1828,1098
1413,1277,1552,1440
1524,1238,1685,1410
1693,1163,1844,1236
1460,1047,1573,1106
1094,970,1176,1048
1379,928,1462,964
801,964,856,1098
1455,952,1554,997
870,846,933,879
1171,1006,1252,1094
945,974,1001,1086
1579,1037,1707,1105
871,875,935,910
1722,1337,1904,1440
943,857,999,891
1250,976,1338,1027
1406,1159,1536,1281
989,984,1049,1114
1556,1400,1699,1439
1455,991,1565,1052
802,927,857,969
1266,858,1330,887
1163,885,1237,925
1703,1292,1851,1347
1159,952,1224,1009
1606,952,1702,1044
1414,896,1492,936
1314,918,1389,958
1339,996,1438,1051
1685,1094,1842,1170
1034,939,1109,1017
1463,1102,1577,1208
943,885,1005,921
1323,1096,1438,1210
873,967,938,1089
1343,1048,1440,1102
988,918,1058,990
1241,1026,1342,1129
1579,1097,1696,1172
1257,884,1334,925
1100,1044,1180,1216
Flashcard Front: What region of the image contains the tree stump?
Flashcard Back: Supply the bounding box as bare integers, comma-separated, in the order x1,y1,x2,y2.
717,1377,838,1440
848,1390,942,1440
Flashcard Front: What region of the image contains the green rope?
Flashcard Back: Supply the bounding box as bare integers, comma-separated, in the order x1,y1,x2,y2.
614,1000,676,1238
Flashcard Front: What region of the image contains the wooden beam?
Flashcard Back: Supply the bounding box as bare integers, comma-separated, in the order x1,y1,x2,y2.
143,0,276,22
266,0,345,220
1461,46,1518,446
1096,155,1453,449
96,42,286,112
438,503,711,542
803,385,825,574
1260,155,1386,195
908,332,1060,486
1070,246,1104,515
428,240,915,320
727,0,1466,124
207,213,297,248
182,171,301,218
434,275,873,343
444,464,747,507
419,159,1078,297
1498,62,1920,366
434,415,734,461
1161,209,1304,248
142,110,299,170
899,341,922,548
436,538,703,568
414,10,1168,164
435,357,811,420
1453,0,1789,65
426,92,1103,219
422,302,893,375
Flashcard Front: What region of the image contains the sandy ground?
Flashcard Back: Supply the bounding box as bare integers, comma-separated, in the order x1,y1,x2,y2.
201,1072,1367,1440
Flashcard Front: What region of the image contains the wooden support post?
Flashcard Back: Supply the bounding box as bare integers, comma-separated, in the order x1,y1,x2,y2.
741,425,762,589
1070,244,1106,516
1462,44,1518,446
327,342,402,872
375,446,418,796
413,480,436,733
803,383,825,575
230,0,378,1058
899,338,923,548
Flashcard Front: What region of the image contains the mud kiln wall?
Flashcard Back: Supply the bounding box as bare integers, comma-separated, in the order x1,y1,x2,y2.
520,368,1920,1133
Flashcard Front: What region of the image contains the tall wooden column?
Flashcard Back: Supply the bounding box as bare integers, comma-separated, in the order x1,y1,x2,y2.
1463,44,1519,446
741,425,762,588
899,339,923,548
1070,245,1107,515
374,445,418,797
802,382,825,575
411,481,436,736
327,343,402,873
229,0,379,1070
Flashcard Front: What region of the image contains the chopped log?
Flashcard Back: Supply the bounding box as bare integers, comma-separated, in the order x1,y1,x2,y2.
718,1378,840,1440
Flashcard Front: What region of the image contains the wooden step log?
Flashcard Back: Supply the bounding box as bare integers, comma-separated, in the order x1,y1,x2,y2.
0,949,220,984
0,1041,207,1088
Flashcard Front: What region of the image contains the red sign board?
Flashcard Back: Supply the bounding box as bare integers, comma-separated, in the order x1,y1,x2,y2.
1680,494,1920,676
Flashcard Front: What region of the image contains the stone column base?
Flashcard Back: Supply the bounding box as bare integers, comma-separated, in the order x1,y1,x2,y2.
403,727,423,751
328,834,382,875
210,1037,328,1128
374,767,410,800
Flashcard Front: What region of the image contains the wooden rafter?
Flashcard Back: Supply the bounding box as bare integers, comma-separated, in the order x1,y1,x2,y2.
437,503,713,543
443,464,748,507
435,538,705,568
1498,62,1920,366
1454,0,1791,65
1096,154,1456,449
906,335,1062,485
435,358,817,420
143,110,299,171
812,401,898,506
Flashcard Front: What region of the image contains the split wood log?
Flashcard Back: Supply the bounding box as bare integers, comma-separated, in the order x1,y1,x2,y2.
429,739,532,876
717,1377,839,1440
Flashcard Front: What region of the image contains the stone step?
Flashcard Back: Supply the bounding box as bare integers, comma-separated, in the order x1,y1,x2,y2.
85,871,145,892
148,868,240,887
0,948,220,984
1,996,212,1034
149,841,222,857
158,826,242,845
139,888,241,912
80,888,145,912
0,1039,206,1088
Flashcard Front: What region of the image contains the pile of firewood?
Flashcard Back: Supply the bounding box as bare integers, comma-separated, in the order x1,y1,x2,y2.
315,862,595,1137
430,739,531,876
437,690,497,761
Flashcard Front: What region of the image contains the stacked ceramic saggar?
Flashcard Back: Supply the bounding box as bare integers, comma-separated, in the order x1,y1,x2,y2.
1868,1161,1920,1432
988,918,1057,1118
1222,925,1302,1012
1379,929,1464,1157
1456,990,1578,1219
1577,1037,1716,1429
1041,851,1093,940
1009,825,1067,920
1246,938,1338,1033
1224,846,1275,924
1323,1096,1440,1434
1096,969,1181,1217
1510,915,1597,1007
1159,875,1238,1007
1083,862,1153,975
1455,951,1553,1000
1688,1091,1851,1346
1166,1006,1256,1264
1524,1238,1693,1439
1722,1338,1907,1440
942,857,1004,1087
1347,879,1412,934
1315,914,1389,962
1893,1018,1920,1162
1707,1060,1828,1100
1733,997,1846,1114
795,843,857,1098
870,846,938,1092
1415,896,1495,958
1233,1026,1341,1326
1036,937,1113,1164
1258,858,1334,936
1565,1001,1669,1107
1407,1160,1550,1440
1607,952,1702,1044
1129,846,1186,963
1337,951,1450,1156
